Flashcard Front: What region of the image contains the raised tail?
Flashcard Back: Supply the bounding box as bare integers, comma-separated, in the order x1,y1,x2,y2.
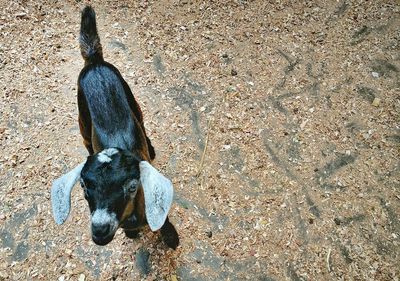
80,6,103,64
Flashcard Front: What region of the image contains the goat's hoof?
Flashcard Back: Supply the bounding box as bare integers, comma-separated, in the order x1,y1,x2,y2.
124,229,139,239
163,232,179,250
161,224,179,250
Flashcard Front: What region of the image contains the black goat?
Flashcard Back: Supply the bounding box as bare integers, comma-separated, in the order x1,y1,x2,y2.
51,6,179,249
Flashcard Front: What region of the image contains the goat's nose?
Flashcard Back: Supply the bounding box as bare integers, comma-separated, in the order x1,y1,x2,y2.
92,224,110,237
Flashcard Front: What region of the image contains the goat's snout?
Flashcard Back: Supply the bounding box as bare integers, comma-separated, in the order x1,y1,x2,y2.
91,223,115,246
92,223,110,237
90,209,118,245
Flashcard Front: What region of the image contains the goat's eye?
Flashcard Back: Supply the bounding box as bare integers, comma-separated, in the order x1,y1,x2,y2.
127,179,139,193
80,179,87,189
128,184,137,193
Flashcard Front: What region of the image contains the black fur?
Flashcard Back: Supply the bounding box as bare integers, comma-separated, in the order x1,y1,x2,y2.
79,64,142,151
78,7,155,158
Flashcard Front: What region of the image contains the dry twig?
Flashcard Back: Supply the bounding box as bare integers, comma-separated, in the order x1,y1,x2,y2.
196,119,212,177
327,248,332,272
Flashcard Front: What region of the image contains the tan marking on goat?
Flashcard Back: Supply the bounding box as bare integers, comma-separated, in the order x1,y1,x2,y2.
134,187,146,225
120,187,146,229
121,199,135,222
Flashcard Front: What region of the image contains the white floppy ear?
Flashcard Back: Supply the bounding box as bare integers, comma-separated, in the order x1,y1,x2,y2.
139,161,174,231
51,162,85,225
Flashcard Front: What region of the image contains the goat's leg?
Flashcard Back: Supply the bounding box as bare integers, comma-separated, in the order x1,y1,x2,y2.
146,136,156,160
160,216,179,250
124,229,140,239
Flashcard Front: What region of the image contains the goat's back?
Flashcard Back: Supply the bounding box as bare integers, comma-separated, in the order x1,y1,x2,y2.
78,63,138,151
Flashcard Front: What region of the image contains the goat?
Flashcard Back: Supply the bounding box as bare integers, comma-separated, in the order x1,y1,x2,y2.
51,6,179,249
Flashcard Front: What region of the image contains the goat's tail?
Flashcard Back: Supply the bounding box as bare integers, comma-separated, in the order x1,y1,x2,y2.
80,6,103,64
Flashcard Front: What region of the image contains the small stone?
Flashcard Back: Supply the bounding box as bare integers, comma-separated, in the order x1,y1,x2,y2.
222,144,231,150
78,274,85,281
372,98,381,107
371,72,379,78
171,275,178,281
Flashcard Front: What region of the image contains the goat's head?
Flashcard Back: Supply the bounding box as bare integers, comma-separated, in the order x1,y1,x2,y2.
51,148,173,246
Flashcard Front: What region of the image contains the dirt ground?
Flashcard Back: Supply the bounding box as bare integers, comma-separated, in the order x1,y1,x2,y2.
0,0,399,280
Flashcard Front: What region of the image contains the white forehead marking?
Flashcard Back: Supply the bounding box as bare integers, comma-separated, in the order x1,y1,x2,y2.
97,153,111,163
103,148,119,156
97,148,119,163
91,209,118,230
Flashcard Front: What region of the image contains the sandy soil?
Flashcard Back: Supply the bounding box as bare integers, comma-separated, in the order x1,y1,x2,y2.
0,0,399,280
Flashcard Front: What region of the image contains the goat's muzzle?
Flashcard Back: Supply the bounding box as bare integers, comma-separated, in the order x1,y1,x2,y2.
90,208,119,246
91,223,115,245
